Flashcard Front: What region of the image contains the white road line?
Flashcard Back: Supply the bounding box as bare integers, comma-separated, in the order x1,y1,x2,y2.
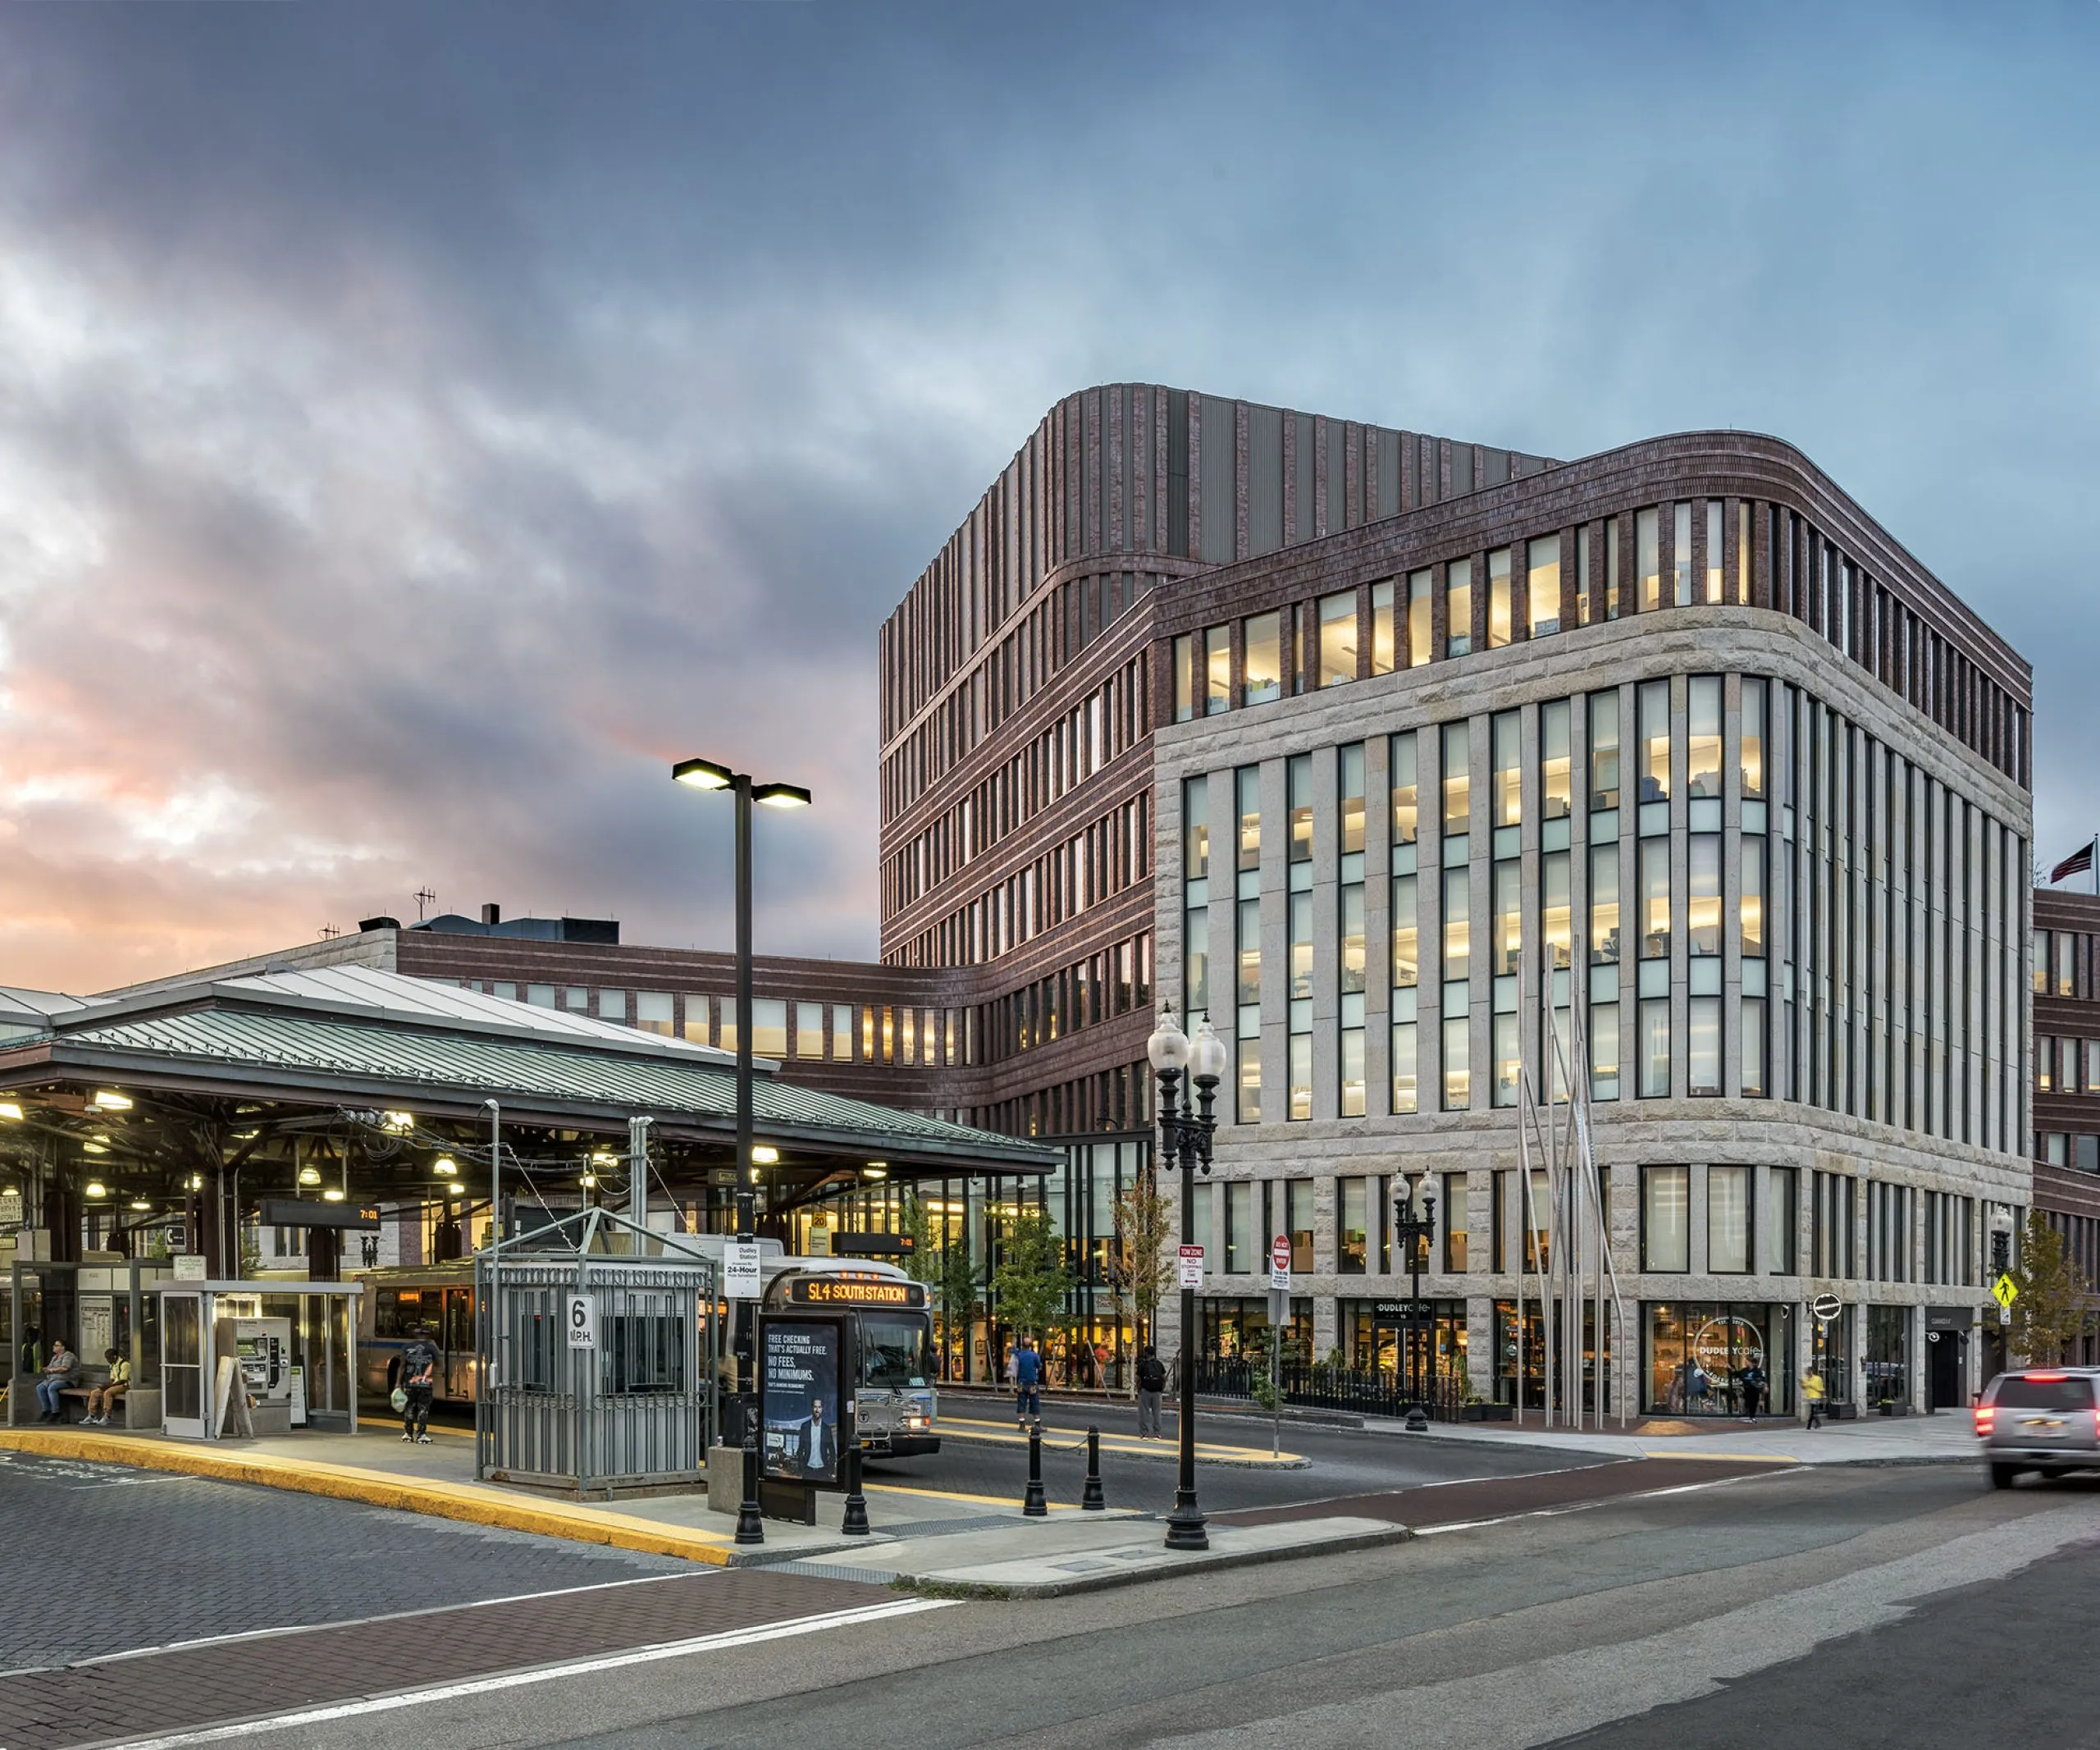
26,1570,697,1675
101,1597,954,1750
1413,1466,1787,1536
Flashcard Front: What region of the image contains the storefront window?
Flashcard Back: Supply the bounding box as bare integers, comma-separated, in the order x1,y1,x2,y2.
1865,1305,1911,1410
1645,1301,1792,1416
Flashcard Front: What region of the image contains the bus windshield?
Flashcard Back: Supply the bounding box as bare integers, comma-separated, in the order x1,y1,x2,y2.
861,1315,931,1390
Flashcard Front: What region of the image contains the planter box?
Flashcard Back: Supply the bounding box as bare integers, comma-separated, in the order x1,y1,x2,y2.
1461,1402,1515,1422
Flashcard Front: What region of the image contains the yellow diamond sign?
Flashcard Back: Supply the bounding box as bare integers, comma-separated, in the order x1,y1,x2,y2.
1993,1273,2019,1311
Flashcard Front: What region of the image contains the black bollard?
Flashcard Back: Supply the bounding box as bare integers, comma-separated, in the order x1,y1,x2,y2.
1023,1421,1048,1516
1081,1423,1104,1510
735,1423,765,1546
841,1441,871,1536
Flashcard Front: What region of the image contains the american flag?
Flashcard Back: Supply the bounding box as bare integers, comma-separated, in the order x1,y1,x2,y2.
2050,840,2097,884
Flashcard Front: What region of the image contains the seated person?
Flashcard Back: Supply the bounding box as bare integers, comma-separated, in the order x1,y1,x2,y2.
35,1336,79,1423
83,1349,130,1425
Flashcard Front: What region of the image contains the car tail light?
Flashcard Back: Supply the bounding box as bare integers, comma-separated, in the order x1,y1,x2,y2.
1975,1404,1995,1437
2029,1371,2068,1382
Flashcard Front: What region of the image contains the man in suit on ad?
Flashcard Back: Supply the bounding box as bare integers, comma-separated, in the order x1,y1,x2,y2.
787,1395,836,1479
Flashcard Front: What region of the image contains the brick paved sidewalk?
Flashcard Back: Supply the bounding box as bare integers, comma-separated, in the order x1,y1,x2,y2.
0,1568,886,1750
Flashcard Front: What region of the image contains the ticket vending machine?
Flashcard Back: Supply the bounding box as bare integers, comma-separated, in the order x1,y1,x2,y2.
213,1315,294,1437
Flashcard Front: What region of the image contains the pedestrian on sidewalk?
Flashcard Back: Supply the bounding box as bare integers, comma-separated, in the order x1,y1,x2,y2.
1803,1367,1825,1430
399,1323,438,1444
1739,1363,1765,1421
1013,1334,1043,1426
1136,1346,1166,1438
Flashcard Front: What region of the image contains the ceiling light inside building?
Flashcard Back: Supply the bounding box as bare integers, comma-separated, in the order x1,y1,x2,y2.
433,1158,458,1177
82,1141,107,1155
751,1145,780,1165
862,1165,888,1180
298,1166,322,1186
322,1187,345,1203
92,1090,133,1111
589,1150,619,1167
0,1102,22,1122
188,1173,205,1190
380,1111,414,1134
579,1172,598,1189
84,1181,107,1199
130,1199,151,1212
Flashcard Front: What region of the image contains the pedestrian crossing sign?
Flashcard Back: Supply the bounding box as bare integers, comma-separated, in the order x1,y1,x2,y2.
1993,1273,2019,1311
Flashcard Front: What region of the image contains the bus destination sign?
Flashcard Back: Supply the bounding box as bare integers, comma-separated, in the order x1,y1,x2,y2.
784,1277,925,1309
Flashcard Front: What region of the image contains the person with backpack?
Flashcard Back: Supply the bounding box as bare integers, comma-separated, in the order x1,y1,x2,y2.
1012,1335,1043,1426
1135,1345,1166,1438
398,1323,439,1444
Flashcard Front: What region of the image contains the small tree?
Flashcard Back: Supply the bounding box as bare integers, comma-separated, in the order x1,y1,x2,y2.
1110,1177,1176,1380
990,1209,1071,1347
899,1191,939,1288
2011,1210,2094,1366
901,1192,977,1380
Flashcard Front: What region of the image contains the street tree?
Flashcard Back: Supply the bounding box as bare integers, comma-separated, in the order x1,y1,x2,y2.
2011,1209,2094,1367
900,1190,977,1379
991,1209,1071,1346
1109,1177,1175,1378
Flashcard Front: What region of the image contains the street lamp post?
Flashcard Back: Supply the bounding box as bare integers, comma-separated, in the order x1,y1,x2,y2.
1147,1005,1227,1553
1390,1176,1437,1414
670,757,811,1245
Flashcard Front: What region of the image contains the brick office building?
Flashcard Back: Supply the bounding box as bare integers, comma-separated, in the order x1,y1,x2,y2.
2029,884,2100,1361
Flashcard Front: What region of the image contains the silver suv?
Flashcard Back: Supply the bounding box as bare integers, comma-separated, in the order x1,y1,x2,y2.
1977,1368,2100,1487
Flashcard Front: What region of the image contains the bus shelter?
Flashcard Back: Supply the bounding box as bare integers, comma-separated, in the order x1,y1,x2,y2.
475,1207,719,1497
7,1258,171,1428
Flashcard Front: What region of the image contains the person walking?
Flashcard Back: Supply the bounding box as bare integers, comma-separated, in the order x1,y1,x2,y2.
1803,1366,1825,1431
399,1323,439,1444
1135,1345,1166,1439
1012,1334,1043,1427
1739,1363,1765,1422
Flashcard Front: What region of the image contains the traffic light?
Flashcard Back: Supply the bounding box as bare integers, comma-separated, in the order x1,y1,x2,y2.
1992,1229,2012,1277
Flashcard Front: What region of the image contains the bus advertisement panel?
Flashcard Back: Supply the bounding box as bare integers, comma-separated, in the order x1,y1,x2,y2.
761,1316,847,1487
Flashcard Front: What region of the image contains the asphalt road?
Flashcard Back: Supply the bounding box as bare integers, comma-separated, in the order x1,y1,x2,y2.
208,1462,2100,1750
867,1396,1615,1515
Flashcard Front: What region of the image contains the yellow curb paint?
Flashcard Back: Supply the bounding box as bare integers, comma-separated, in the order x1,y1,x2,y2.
865,1481,1087,1512
941,1419,1302,1464
0,1428,737,1565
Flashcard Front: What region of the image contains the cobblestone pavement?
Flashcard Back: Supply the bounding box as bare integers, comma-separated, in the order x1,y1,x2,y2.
0,1449,690,1674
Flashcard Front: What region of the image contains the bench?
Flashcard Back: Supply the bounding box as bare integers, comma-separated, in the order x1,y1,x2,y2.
45,1382,150,1428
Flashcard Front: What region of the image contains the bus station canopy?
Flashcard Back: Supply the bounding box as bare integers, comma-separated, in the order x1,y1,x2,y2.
0,966,1057,1221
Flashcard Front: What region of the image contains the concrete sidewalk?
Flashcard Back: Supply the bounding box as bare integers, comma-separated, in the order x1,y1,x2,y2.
1366,1407,1982,1466
0,1423,1382,1598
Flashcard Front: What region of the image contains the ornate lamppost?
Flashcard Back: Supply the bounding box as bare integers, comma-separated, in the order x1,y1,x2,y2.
1147,1004,1228,1552
1391,1174,1438,1417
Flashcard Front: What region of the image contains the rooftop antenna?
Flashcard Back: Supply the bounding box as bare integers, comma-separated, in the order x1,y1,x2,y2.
318,924,340,940
414,887,436,922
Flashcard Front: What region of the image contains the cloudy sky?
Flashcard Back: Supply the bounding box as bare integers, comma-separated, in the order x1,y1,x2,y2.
2,4,2096,993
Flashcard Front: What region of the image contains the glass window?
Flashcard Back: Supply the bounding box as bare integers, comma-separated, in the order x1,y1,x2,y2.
1289,1034,1312,1122
1186,904,1209,1016
683,996,711,1044
1705,501,1723,604
1543,851,1571,970
1392,1021,1419,1113
1708,1167,1751,1270
1173,633,1195,723
1606,516,1623,619
1741,845,1764,957
1340,1017,1366,1118
1390,731,1418,844
1237,1037,1260,1124
1236,767,1259,873
1443,720,1471,835
527,984,556,1008
1687,676,1722,797
1528,535,1561,637
1407,569,1432,667
1340,1178,1369,1273
1674,502,1694,605
1640,839,1670,958
1493,860,1521,976
1642,1166,1690,1271
1443,877,1471,980
1640,998,1670,1097
1447,559,1473,658
1639,679,1670,803
1443,1174,1469,1271
1185,775,1210,880
1369,583,1396,676
1592,1003,1621,1100
1577,524,1593,628
1766,1167,1796,1273
1742,677,1766,797
597,989,627,1022
1236,898,1260,1007
1340,884,1366,994
1225,1181,1253,1272
1590,691,1620,810
1493,1012,1520,1108
1443,1013,1471,1109
1289,892,1313,1001
1244,613,1281,705
1319,591,1358,687
752,998,788,1058
1742,997,1766,1099
1288,755,1312,864
1391,875,1419,988
795,1001,824,1058
633,991,673,1036
1204,625,1230,715
1541,700,1571,820
1591,843,1620,965
1339,744,1365,856
1487,549,1513,648
1637,508,1660,611
1737,501,1751,604
1688,835,1721,955
1492,711,1521,827
1689,996,1721,1096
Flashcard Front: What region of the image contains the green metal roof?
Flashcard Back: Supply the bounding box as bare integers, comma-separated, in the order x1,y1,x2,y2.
34,1008,1056,1171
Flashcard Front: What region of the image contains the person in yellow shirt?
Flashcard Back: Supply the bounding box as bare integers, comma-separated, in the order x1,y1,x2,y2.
1803,1367,1826,1431
84,1349,130,1426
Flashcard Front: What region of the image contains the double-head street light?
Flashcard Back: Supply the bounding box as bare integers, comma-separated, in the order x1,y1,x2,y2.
670,756,810,1241
1147,1003,1229,1552
1390,1175,1438,1414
